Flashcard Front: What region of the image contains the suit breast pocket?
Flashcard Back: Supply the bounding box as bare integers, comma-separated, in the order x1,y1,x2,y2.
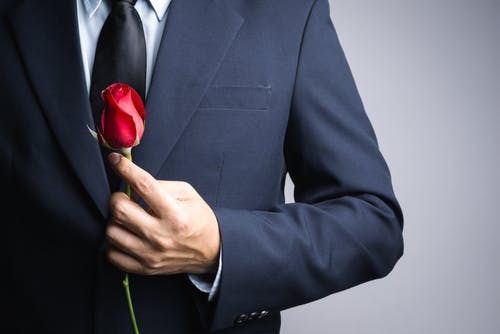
198,85,271,111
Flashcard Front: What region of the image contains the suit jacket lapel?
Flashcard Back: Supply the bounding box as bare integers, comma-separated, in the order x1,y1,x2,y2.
7,0,244,218
133,0,244,177
8,0,110,218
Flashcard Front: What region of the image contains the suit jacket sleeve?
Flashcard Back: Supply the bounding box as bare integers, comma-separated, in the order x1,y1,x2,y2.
207,0,404,330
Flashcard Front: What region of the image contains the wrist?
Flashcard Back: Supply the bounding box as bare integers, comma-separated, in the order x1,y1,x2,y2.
204,210,221,273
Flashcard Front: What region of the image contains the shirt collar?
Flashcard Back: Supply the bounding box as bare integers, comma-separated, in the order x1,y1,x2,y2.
82,0,169,21
148,0,170,21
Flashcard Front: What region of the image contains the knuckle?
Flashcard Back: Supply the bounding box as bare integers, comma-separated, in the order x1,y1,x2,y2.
148,232,169,249
143,253,162,271
110,198,127,219
171,212,190,236
156,236,174,251
106,224,119,241
107,248,119,264
136,174,155,195
105,225,113,239
172,210,188,225
139,262,154,275
176,220,190,237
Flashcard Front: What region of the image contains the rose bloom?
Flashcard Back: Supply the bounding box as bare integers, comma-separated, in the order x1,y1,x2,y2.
98,83,146,152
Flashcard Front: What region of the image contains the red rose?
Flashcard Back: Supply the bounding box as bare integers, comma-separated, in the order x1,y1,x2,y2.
86,83,145,334
98,83,146,152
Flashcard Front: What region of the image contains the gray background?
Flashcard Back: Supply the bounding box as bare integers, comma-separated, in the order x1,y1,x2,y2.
281,0,500,333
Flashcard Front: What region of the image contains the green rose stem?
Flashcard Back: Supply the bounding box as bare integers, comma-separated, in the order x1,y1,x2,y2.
123,151,140,334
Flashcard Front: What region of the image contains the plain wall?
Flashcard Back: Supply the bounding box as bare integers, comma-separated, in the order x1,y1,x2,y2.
281,0,500,333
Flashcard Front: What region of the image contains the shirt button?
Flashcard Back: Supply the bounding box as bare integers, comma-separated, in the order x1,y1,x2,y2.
234,314,248,324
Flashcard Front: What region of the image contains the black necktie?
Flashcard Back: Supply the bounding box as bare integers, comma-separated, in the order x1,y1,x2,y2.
90,0,147,191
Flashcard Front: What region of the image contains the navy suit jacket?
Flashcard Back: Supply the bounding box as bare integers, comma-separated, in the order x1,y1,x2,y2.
0,0,404,332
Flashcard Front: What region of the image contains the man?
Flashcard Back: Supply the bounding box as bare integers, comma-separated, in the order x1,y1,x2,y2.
0,0,404,332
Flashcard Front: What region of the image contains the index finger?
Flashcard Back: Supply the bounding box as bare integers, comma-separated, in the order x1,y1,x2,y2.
108,153,177,216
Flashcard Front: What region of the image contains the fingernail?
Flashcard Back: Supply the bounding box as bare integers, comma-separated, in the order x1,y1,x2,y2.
108,153,121,166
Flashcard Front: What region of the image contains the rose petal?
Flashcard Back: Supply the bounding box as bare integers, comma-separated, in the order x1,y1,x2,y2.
98,83,146,149
111,83,127,101
100,90,137,148
134,115,145,144
130,87,146,121
101,107,137,148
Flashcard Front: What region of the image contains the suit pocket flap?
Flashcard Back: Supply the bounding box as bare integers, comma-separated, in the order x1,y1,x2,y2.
199,86,271,111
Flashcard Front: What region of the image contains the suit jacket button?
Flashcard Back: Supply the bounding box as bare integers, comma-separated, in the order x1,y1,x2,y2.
258,310,270,319
235,314,248,324
248,312,259,320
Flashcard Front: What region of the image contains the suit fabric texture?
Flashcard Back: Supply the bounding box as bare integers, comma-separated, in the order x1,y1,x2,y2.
0,0,404,332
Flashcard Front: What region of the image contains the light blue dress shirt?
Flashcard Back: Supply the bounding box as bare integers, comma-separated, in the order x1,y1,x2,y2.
76,0,222,301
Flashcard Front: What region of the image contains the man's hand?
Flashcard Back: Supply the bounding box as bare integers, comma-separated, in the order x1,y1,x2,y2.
105,153,221,275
